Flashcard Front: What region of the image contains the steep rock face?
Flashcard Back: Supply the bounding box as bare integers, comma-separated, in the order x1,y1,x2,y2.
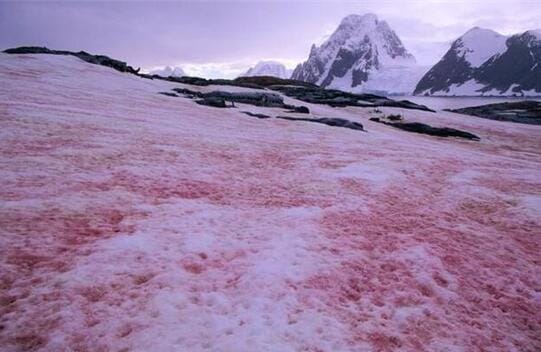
240,61,290,79
291,13,420,94
476,30,541,94
415,28,541,96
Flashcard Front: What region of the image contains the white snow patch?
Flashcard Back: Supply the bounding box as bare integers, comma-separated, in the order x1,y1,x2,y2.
457,27,508,68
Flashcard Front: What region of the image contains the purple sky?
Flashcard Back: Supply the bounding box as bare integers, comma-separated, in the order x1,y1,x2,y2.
1,0,540,78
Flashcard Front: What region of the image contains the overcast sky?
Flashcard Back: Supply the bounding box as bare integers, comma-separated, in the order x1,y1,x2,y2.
1,0,540,78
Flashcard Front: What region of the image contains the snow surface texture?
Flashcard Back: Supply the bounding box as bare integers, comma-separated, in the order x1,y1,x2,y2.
1,53,540,352
149,65,185,78
239,61,291,79
456,27,508,68
292,13,423,95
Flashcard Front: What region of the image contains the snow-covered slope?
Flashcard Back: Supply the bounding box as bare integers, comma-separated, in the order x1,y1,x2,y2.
1,53,540,352
456,27,508,68
291,13,423,95
415,27,541,96
239,61,291,79
150,65,185,77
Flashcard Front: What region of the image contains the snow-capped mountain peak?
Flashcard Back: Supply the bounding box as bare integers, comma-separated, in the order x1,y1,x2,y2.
414,27,541,96
239,61,291,79
291,13,422,95
150,65,185,78
455,27,508,68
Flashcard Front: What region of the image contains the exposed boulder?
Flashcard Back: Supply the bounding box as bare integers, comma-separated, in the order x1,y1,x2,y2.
277,116,364,131
242,112,272,119
158,92,178,97
196,97,228,108
386,114,403,121
285,105,310,114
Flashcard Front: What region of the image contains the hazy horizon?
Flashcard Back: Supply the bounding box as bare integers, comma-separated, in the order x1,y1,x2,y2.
1,0,540,78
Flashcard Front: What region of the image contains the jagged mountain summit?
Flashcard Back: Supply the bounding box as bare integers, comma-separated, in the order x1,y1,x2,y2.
150,65,185,78
291,13,427,95
239,61,291,79
415,28,541,96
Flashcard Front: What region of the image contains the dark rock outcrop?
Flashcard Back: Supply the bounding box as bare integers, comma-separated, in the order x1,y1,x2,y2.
204,91,284,107
233,76,318,88
270,85,433,112
276,116,364,131
447,101,541,125
196,97,228,108
242,112,272,119
285,105,310,114
171,88,285,108
172,88,204,98
475,31,541,94
4,46,140,74
374,120,479,140
158,92,178,97
386,114,403,121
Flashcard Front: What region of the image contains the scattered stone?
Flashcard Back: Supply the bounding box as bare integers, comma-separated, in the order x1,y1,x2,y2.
242,111,271,119
196,97,227,108
285,105,310,114
369,117,381,122
447,101,541,125
158,92,178,97
386,114,403,121
277,116,364,131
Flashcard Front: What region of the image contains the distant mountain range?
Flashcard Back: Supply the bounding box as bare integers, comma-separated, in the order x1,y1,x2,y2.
415,28,541,96
239,61,292,79
145,14,540,97
289,13,540,97
149,66,185,78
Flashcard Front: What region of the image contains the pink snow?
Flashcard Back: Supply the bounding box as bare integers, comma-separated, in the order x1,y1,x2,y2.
0,53,540,352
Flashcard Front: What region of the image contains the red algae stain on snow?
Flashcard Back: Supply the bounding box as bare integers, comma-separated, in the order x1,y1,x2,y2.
297,156,541,351
0,204,144,352
80,169,335,209
99,171,230,204
2,55,541,351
